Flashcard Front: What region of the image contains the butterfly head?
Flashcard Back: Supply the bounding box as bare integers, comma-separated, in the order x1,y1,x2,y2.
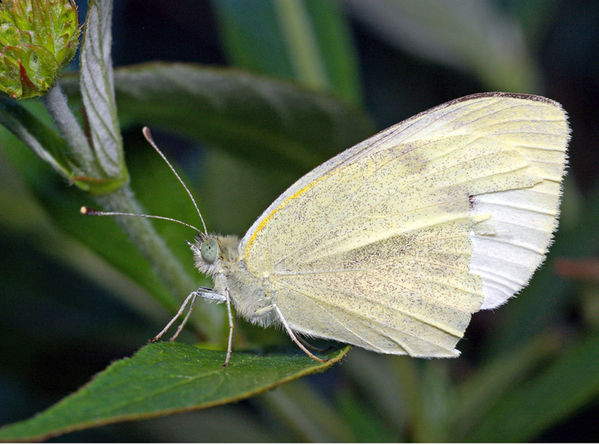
189,233,239,277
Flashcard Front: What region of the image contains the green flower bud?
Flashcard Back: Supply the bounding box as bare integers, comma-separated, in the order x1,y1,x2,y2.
0,0,79,99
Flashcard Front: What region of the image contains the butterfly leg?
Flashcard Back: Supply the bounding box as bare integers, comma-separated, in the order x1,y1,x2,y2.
150,287,225,343
296,336,329,353
273,304,328,363
222,288,235,368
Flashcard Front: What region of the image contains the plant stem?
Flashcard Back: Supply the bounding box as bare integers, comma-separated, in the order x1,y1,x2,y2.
93,185,224,342
43,82,99,176
43,82,223,343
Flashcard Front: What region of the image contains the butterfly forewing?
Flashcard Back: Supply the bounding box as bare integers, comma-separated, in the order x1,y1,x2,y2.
239,93,569,356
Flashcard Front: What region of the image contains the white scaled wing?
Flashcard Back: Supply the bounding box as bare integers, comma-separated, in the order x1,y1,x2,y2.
239,93,569,357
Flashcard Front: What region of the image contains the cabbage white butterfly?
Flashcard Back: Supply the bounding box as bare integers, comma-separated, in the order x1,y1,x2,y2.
83,92,570,367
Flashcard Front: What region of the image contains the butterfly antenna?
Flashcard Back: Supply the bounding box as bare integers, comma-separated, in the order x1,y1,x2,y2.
142,126,208,235
80,207,203,233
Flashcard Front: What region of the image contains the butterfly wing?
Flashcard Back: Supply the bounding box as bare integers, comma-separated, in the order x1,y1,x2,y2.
239,93,569,356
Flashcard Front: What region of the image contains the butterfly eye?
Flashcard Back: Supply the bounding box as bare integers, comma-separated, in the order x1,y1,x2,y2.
200,239,218,264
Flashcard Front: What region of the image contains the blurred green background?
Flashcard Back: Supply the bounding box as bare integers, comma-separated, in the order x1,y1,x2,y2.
1,0,598,441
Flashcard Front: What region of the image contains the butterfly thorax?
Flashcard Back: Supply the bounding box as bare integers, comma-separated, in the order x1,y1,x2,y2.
190,233,277,327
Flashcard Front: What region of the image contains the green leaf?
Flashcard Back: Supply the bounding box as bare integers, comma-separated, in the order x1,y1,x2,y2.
0,96,74,179
465,330,599,442
337,388,398,442
416,362,452,442
302,0,362,104
62,63,373,174
0,343,350,442
212,0,294,79
345,0,539,91
212,0,362,104
80,0,126,180
344,349,407,435
261,380,355,442
451,331,561,438
272,0,329,93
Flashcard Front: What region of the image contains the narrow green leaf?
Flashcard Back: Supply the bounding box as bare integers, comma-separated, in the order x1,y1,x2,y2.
337,388,398,442
451,331,561,438
390,356,419,435
272,0,329,92
345,0,539,91
303,0,362,104
344,349,406,434
261,380,355,442
0,96,73,179
212,0,362,103
0,343,350,442
212,0,294,79
465,330,599,442
416,362,452,442
392,359,452,442
80,0,125,179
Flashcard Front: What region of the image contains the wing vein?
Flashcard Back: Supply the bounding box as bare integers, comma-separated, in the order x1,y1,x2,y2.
275,277,464,338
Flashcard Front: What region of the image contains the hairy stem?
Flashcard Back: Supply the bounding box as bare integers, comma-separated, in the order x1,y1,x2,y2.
93,185,224,342
43,82,98,176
